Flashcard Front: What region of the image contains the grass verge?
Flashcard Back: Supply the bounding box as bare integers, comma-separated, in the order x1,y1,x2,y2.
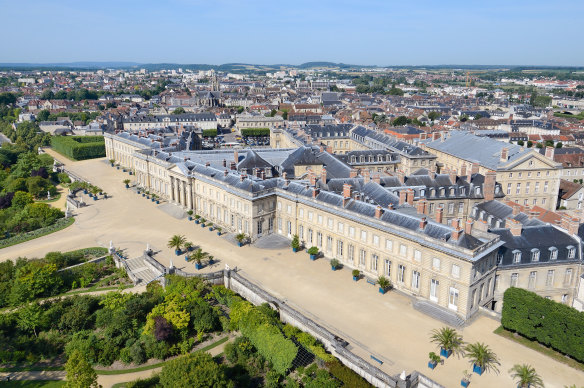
0,382,65,388
0,217,75,250
0,366,64,372
96,336,230,375
494,326,584,372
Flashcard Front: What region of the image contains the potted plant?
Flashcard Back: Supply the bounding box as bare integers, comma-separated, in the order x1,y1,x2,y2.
109,158,116,167
352,269,360,281
103,192,108,199
464,342,500,376
194,214,200,224
216,227,222,236
377,276,391,294
208,222,214,231
167,234,186,256
461,370,471,387
188,248,209,270
200,218,206,227
236,233,247,247
116,164,120,170
291,234,300,252
155,197,160,204
430,327,465,360
307,246,319,260
123,179,130,188
187,210,193,221
208,255,214,265
184,241,194,252
330,259,340,271
509,364,543,388
428,352,441,370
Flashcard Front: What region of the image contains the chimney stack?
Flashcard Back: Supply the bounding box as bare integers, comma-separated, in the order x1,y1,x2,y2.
343,183,352,199
320,168,327,183
435,207,444,224
397,170,405,184
465,219,474,235
406,188,414,205
205,161,210,167
312,187,320,198
452,219,460,230
375,205,383,219
373,173,381,184
428,167,436,180
561,215,580,235
416,199,427,215
528,210,540,219
449,169,457,185
388,203,395,210
460,163,467,178
230,161,236,170
363,169,371,183
471,163,479,177
309,171,317,186
399,190,407,205
234,150,239,164
484,171,497,201
224,169,228,177
420,133,428,140
419,217,428,230
509,219,522,237
349,168,358,178
500,147,508,162
545,146,555,160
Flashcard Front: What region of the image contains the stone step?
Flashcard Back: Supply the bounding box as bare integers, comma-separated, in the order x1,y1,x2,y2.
412,300,466,327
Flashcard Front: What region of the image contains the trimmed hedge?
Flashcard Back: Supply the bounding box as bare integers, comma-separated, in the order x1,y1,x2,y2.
202,129,218,137
51,136,106,160
241,128,270,137
501,287,584,363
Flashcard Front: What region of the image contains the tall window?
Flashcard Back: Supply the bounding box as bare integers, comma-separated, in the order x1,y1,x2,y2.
448,287,459,311
385,239,393,251
371,254,378,272
451,264,460,278
398,264,405,283
307,228,313,244
337,240,344,258
298,225,303,240
400,244,407,256
430,279,439,301
316,232,323,248
564,268,573,285
257,220,263,235
528,271,537,289
546,270,554,287
348,244,354,262
326,236,333,253
287,221,292,236
432,257,441,270
516,183,521,195
414,250,422,262
359,249,366,266
510,273,518,287
412,271,420,289
384,259,391,276
567,246,576,259
544,181,548,193
549,247,558,260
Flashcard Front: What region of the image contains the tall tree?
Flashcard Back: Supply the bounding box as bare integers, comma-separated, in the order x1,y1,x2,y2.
17,302,42,337
65,349,101,388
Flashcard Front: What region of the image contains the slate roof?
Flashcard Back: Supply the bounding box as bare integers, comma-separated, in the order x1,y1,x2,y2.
351,126,432,157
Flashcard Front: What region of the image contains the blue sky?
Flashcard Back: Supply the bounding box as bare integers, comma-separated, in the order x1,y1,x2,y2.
1,0,582,66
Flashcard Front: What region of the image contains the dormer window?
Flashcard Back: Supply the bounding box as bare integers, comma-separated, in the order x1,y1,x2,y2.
513,250,522,263
567,245,575,259
549,247,558,260
475,187,481,195
440,188,445,197
450,188,455,196
531,249,540,262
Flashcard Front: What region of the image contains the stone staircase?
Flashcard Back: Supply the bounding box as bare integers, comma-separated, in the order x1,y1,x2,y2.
412,300,466,327
125,256,161,285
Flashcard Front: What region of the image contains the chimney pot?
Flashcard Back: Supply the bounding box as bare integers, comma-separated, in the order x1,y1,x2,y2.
343,183,352,198
435,207,444,224
419,217,428,230
399,190,407,205
375,205,383,219
406,188,414,205
465,219,474,235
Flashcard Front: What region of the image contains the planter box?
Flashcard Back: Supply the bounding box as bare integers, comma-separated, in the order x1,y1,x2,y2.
185,256,189,261
331,266,337,271
142,193,145,197
175,249,181,256
472,364,483,376
310,254,316,261
156,200,159,204
208,259,214,265
188,216,192,221
208,227,213,231
151,198,154,202
461,379,470,387
201,224,206,228
92,196,97,201
428,361,437,370
379,287,386,294
440,348,452,358
195,220,200,224
353,276,359,281
195,263,202,270
217,231,221,236
116,166,120,170
125,185,129,188
83,190,88,194
292,247,298,252
237,242,243,247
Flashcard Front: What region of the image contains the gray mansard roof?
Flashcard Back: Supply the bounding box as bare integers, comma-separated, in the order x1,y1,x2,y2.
351,126,433,157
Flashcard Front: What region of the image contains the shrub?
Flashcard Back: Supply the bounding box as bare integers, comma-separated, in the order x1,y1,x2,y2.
202,129,218,137
51,136,105,160
326,360,372,388
241,128,270,137
502,287,584,363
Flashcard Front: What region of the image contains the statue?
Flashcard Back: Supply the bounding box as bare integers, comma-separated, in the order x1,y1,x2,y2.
109,240,114,253
47,190,51,200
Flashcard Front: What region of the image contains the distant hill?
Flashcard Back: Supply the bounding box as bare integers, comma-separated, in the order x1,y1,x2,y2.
0,61,140,70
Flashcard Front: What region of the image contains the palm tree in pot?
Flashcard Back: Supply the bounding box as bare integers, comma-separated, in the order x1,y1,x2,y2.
352,269,360,281
216,227,222,236
194,214,200,224
291,234,300,252
465,342,500,376
200,218,206,227
236,233,247,247
123,179,131,188
167,234,186,256
307,246,319,260
330,259,340,271
109,158,115,167
188,248,209,270
428,352,441,370
461,370,472,387
509,364,544,388
183,241,194,252
377,276,391,294
187,210,193,221
430,327,465,359
207,222,214,231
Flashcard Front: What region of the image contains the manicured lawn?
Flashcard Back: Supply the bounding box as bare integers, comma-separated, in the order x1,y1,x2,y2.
0,382,65,388
96,336,230,376
494,326,584,372
0,217,75,249
0,366,64,372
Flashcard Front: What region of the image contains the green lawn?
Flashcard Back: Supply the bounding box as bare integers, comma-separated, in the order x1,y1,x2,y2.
494,326,584,372
96,336,230,376
0,217,75,249
0,382,65,388
0,366,64,372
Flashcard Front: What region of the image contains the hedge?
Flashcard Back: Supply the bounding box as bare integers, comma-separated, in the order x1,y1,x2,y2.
501,287,584,363
202,129,218,137
51,136,106,160
241,128,270,137
0,217,75,249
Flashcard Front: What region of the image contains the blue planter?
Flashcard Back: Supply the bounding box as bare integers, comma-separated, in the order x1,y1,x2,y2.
217,231,221,236
142,193,145,197
201,224,205,228
310,254,316,260
188,216,192,221
116,166,120,170
331,266,336,271
146,196,150,199
195,263,202,270
156,200,159,204
440,348,452,358
428,361,437,370
208,227,213,231
175,249,181,256
110,163,114,167
195,219,200,224
472,364,483,375
92,196,97,201
461,379,470,387
379,287,386,294
129,172,133,175
83,190,88,194
125,184,129,188
209,259,214,265
238,242,243,247
353,276,358,281
151,198,154,202
185,256,189,261
292,247,298,253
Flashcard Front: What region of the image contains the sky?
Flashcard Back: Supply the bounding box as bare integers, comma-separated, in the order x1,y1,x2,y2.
0,0,582,66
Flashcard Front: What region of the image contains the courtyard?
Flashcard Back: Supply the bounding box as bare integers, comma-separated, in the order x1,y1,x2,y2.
1,151,582,388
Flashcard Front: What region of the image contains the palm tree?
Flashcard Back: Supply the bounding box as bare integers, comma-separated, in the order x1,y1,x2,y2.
430,327,465,358
167,235,186,254
509,364,544,388
465,342,500,375
236,233,247,246
123,179,131,188
188,248,209,266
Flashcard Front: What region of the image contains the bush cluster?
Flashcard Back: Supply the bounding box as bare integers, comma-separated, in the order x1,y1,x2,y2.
241,128,270,137
502,287,584,363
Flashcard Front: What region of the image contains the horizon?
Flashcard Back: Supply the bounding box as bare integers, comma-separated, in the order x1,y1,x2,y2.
0,0,583,66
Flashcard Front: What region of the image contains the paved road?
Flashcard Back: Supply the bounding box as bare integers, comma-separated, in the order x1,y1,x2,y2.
1,151,582,388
